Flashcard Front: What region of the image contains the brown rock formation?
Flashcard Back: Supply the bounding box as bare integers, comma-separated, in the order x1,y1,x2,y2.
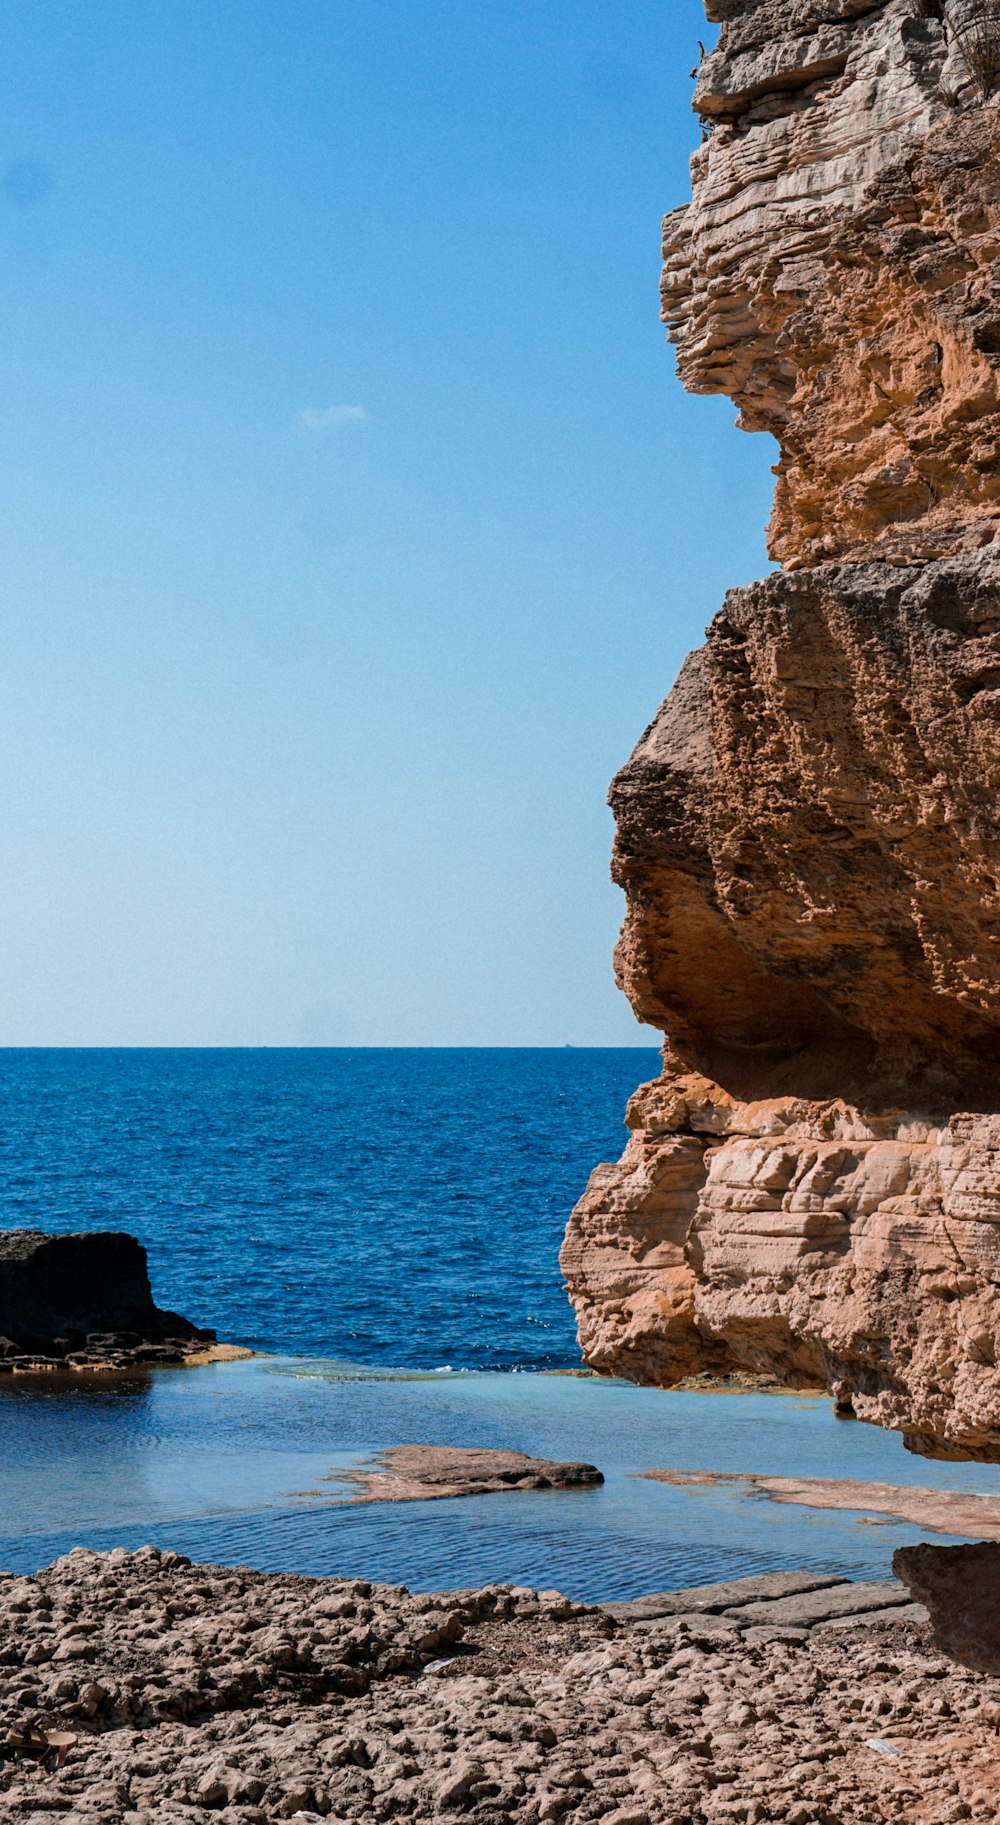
665,0,1000,570
563,0,1000,1461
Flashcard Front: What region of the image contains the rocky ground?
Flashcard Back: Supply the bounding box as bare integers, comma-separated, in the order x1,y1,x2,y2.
1,1550,998,1823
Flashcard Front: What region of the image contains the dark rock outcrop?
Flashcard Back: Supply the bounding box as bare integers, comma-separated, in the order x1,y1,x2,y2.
895,1540,1000,1675
0,1230,215,1371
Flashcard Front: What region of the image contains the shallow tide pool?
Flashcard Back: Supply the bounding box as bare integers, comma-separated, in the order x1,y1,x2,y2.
3,1360,998,1600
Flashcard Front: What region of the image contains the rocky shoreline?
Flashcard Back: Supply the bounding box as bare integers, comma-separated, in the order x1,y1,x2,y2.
0,1549,997,1824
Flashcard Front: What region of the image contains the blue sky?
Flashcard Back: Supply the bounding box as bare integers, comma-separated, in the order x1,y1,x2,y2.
0,0,775,1045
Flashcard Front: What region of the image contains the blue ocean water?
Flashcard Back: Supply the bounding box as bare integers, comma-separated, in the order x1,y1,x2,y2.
0,1047,660,1367
1,1048,998,1597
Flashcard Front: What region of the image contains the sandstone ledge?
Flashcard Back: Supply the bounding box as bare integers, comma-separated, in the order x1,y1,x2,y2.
2,1549,999,1822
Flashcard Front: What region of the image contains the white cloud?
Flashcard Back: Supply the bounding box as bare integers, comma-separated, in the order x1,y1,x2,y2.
295,404,367,433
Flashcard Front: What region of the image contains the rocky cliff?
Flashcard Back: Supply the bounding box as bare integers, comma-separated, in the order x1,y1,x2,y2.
563,0,1000,1461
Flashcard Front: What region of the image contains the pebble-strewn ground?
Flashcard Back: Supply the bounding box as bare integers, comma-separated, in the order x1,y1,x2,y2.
1,1548,998,1824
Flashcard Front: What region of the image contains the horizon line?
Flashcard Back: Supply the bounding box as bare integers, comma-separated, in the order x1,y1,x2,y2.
0,1041,663,1052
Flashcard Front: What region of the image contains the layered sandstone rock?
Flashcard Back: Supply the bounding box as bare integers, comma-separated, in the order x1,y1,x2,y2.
563,0,1000,1461
563,1063,1000,1458
665,0,1000,569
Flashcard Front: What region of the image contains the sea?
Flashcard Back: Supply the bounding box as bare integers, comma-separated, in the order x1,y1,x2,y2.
2,1047,998,1600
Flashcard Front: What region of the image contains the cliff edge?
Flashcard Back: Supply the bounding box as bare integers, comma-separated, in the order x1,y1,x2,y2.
562,0,1000,1461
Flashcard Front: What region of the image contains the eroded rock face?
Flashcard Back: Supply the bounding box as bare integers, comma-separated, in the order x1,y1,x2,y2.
666,0,1000,569
564,1069,1000,1458
610,557,1000,1112
563,1,1000,1461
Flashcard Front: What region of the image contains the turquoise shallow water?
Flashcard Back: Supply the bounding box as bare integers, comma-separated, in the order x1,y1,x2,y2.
2,1360,998,1598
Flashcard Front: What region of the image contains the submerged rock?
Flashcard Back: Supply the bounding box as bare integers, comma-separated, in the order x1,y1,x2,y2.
0,1229,216,1371
340,1444,604,1503
640,1468,1000,1541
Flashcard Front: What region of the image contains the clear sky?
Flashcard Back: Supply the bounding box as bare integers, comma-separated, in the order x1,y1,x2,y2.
0,0,775,1046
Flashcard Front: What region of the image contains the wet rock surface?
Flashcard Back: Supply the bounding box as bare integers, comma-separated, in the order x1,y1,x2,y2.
639,1469,1000,1542
340,1447,604,1504
0,1231,216,1372
1,1551,999,1823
